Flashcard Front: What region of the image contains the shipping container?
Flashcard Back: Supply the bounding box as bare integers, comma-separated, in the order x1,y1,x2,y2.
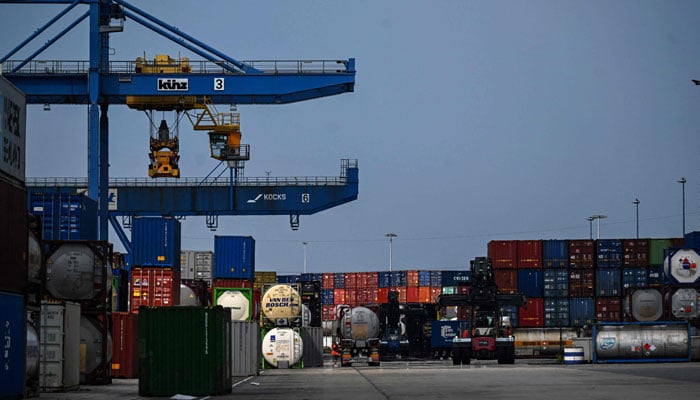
488,240,517,268
595,269,621,297
517,269,543,298
543,268,569,297
29,193,98,241
231,321,260,377
345,289,358,306
622,239,649,267
596,239,622,268
519,298,544,327
0,291,26,398
180,250,196,280
334,272,346,288
441,270,472,286
501,305,519,328
686,231,700,249
276,274,300,284
494,269,518,293
302,326,324,368
430,287,441,303
214,288,253,321
213,278,253,289
377,287,389,303
569,268,595,297
181,280,211,307
517,240,542,268
646,266,663,287
0,179,27,293
214,236,255,280
138,306,231,397
0,76,27,183
406,287,420,303
322,304,336,321
391,287,408,303
333,288,346,305
544,298,570,327
40,301,80,392
131,217,181,268
430,320,466,349
79,314,112,385
344,272,358,289
361,272,379,288
407,270,420,287
543,239,568,268
569,298,595,326
378,271,391,288
112,312,139,379
321,289,334,305
44,241,112,303
129,267,180,313
649,239,674,267
322,273,335,289
622,268,648,289
391,270,407,287
300,273,322,283
595,298,621,322
664,248,700,285
569,240,595,268
627,288,664,322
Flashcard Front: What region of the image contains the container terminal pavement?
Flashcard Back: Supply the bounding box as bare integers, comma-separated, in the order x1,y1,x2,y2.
33,360,700,400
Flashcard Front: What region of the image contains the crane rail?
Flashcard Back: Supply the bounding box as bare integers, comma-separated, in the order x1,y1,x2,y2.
1,59,352,75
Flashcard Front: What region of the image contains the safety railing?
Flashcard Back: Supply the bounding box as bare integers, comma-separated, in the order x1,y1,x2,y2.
26,174,348,188
2,59,352,75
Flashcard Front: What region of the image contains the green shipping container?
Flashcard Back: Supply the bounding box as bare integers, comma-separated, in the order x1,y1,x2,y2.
649,239,673,267
138,306,231,397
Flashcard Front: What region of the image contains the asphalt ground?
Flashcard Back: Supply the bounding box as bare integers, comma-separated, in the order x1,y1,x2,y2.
35,359,700,400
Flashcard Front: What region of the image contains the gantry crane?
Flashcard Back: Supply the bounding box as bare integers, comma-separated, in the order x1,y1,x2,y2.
1,0,356,239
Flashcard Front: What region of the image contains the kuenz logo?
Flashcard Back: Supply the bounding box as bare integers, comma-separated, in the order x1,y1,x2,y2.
157,78,189,91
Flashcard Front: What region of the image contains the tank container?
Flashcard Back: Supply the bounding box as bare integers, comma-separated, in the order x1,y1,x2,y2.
261,328,303,368
261,284,302,322
215,288,253,321
79,315,112,384
629,289,664,322
512,327,579,357
131,217,181,268
0,291,26,398
138,306,231,397
339,306,380,342
214,235,255,279
670,288,699,318
594,322,690,362
664,249,700,284
40,301,80,392
180,283,201,306
45,242,110,301
0,179,28,293
596,239,622,268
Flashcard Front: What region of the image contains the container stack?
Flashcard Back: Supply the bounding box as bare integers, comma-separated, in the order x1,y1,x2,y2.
259,282,304,369
29,193,97,240
211,236,255,322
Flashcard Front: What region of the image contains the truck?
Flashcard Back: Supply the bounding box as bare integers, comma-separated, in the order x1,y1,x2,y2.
438,257,526,365
333,305,381,367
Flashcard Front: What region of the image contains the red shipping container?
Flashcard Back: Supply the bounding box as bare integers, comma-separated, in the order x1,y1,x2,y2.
407,270,420,287
322,273,335,289
517,240,542,268
361,272,379,288
345,289,358,307
494,270,518,293
622,239,649,267
112,312,138,378
430,287,441,303
334,289,346,305
391,287,408,303
357,288,378,305
488,240,518,269
345,273,358,289
130,267,180,313
569,240,595,268
418,287,431,303
596,298,622,322
406,287,420,303
458,286,470,294
322,304,336,321
212,278,252,289
519,298,544,327
377,288,389,303
569,268,595,297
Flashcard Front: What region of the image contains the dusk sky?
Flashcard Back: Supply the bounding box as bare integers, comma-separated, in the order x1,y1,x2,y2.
2,1,699,274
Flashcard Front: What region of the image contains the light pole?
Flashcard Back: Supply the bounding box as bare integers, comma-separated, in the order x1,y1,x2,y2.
587,217,595,240
633,198,640,239
302,241,308,274
385,233,397,272
589,215,607,239
678,177,686,236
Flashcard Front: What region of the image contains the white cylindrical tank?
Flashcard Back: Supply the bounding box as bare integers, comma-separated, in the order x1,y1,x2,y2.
595,323,689,361
664,249,700,284
261,284,301,321
262,328,303,368
46,244,108,300
630,289,664,322
79,316,112,383
27,231,42,281
179,284,201,306
339,306,380,341
216,290,251,321
671,288,699,318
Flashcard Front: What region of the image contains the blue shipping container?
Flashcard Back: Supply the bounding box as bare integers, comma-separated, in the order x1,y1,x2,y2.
213,236,255,280
321,289,334,305
391,271,407,287
569,298,594,326
378,272,391,288
647,266,663,286
543,269,569,297
300,273,322,283
418,270,431,287
543,239,568,268
441,271,472,286
131,217,181,268
517,269,543,298
544,298,570,327
501,305,519,328
685,231,700,249
596,269,621,297
29,193,98,240
276,275,300,284
0,291,25,398
622,268,648,289
430,320,468,348
430,271,442,287
334,272,346,288
596,239,622,268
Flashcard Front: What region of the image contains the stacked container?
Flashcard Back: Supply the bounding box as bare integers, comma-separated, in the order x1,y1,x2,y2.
212,236,256,322
28,193,97,240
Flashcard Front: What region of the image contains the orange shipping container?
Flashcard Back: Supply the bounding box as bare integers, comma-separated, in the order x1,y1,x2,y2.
322,273,335,289
333,289,346,305
407,270,420,287
377,288,389,304
430,287,441,303
407,287,420,303
391,287,407,303
418,287,431,303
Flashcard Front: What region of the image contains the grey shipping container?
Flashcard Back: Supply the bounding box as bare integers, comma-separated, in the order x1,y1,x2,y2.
40,301,81,392
180,250,197,280
231,321,260,377
139,306,231,397
302,327,324,368
0,76,27,183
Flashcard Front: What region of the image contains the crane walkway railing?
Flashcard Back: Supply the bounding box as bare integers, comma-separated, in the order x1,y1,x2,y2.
26,175,348,188
2,59,352,75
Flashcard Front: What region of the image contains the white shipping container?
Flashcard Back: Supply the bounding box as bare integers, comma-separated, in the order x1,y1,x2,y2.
180,250,196,280
0,76,26,182
40,301,80,392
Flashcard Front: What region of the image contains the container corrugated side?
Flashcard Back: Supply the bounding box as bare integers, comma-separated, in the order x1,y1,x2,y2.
595,269,621,297
0,76,27,182
231,321,260,377
543,239,568,268
596,239,622,268
0,179,27,293
488,240,517,269
180,250,196,280
131,217,181,268
649,239,674,267
519,298,544,327
543,268,569,297
494,270,518,293
622,238,649,267
302,326,324,367
568,268,595,297
138,306,231,397
29,193,98,240
111,312,138,379
40,301,80,392
213,236,255,279
568,240,595,268
544,298,570,327
517,240,542,268
569,298,595,326
622,268,648,289
517,269,543,298
0,291,25,398
129,268,180,313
